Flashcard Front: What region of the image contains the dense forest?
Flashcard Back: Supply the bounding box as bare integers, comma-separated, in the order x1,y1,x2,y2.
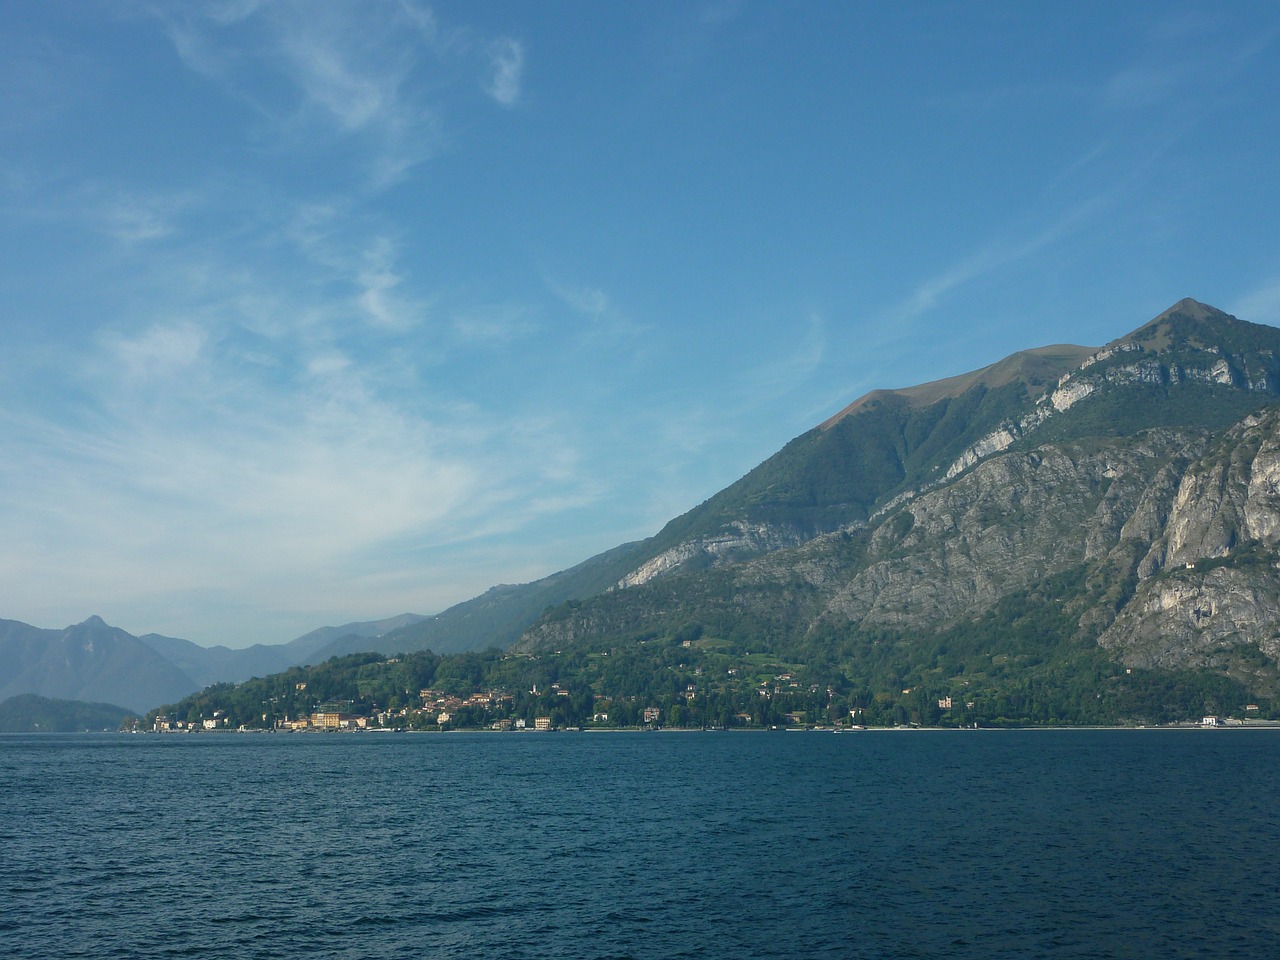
0,694,135,733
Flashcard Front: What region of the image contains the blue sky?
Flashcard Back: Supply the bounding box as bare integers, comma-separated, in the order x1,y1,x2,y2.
3,1,1280,647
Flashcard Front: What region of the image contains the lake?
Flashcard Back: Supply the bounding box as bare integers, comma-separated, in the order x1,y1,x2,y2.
3,729,1278,959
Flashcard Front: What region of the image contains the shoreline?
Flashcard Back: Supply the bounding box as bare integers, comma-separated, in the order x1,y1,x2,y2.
15,727,1274,742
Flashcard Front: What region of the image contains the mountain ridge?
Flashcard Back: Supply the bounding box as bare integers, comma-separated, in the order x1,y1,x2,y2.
819,343,1099,428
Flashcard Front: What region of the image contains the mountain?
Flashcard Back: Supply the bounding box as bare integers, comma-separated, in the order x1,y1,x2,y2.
136,613,429,685
335,346,1101,660
611,299,1280,587
136,633,294,688
148,298,1280,728
282,613,432,662
0,694,135,732
388,297,1280,663
505,299,1280,708
358,544,646,657
355,343,1109,657
0,616,201,714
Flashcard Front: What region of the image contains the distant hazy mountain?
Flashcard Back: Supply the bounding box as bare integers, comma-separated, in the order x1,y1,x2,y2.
281,613,430,663
135,613,429,686
0,613,429,714
0,616,200,714
136,633,294,688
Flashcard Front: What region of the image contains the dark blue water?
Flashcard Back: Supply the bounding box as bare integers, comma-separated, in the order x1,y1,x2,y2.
3,730,1278,959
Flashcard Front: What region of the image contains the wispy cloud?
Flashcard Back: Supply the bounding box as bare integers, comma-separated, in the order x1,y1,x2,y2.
1102,63,1189,111
356,236,424,331
284,36,398,131
0,132,607,640
485,37,524,107
556,283,611,318
1100,11,1280,114
148,0,463,188
656,0,742,88
106,322,207,381
750,312,826,401
548,280,650,346
452,303,537,344
97,191,191,243
881,194,1114,333
0,291,600,640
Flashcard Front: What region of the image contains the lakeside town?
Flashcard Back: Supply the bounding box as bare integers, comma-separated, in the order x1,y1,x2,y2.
150,680,672,733
140,639,1280,734
146,680,1280,734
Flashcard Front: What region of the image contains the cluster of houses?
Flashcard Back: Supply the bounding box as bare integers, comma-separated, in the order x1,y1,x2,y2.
151,713,231,732
418,688,515,723
152,670,838,732
151,710,376,733
152,685,587,732
269,709,560,732
277,712,373,731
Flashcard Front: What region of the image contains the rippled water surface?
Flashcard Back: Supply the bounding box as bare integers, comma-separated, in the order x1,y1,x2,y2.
4,730,1279,959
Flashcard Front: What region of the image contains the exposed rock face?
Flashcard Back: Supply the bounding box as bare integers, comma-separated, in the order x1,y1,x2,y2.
814,409,1280,673
943,425,1022,480
851,408,1280,676
1129,412,1280,572
1050,379,1097,412
819,433,1191,631
939,326,1277,485
615,521,806,589
1093,411,1280,674
1098,567,1280,671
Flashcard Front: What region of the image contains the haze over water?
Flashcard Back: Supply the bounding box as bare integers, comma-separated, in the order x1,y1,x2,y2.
4,730,1277,959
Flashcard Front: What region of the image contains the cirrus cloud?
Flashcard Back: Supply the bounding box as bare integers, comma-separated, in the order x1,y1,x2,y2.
485,37,524,107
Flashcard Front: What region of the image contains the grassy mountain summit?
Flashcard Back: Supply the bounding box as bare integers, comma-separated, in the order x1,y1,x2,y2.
1121,296,1279,357
820,343,1098,426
